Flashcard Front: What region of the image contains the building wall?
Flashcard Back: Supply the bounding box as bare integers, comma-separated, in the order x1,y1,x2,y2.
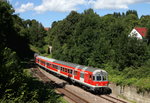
129,29,143,39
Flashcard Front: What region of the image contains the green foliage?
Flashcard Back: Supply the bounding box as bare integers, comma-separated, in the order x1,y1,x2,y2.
135,77,150,92
0,1,33,58
47,9,150,92
48,8,149,69
0,48,61,102
0,1,61,102
126,10,138,18
27,20,47,48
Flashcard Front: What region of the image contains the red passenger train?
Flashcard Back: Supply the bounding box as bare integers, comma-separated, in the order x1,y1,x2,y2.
34,54,110,93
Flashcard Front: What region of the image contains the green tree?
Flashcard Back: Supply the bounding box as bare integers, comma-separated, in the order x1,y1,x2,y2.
0,1,61,102
27,20,47,48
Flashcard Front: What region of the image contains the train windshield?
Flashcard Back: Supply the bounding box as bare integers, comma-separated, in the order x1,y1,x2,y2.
93,72,107,81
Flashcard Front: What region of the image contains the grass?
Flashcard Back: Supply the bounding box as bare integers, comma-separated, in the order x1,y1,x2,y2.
30,45,53,58
41,53,52,58
30,45,40,53
58,97,69,103
118,95,136,103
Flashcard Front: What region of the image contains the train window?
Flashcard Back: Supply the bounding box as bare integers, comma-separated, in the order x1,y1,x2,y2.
80,73,84,78
74,71,77,75
41,61,44,64
61,67,63,71
63,68,65,72
68,69,72,74
89,75,92,80
96,76,101,81
47,63,50,67
70,70,72,74
54,65,57,69
103,75,107,81
68,69,70,73
55,66,58,69
65,68,67,72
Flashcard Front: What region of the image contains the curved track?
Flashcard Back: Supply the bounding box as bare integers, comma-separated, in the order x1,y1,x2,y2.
31,67,89,103
31,66,128,103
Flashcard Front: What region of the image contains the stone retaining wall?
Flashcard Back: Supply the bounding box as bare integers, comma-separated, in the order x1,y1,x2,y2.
109,83,150,103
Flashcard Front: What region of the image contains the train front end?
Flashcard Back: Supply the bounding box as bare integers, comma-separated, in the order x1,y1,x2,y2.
91,70,111,94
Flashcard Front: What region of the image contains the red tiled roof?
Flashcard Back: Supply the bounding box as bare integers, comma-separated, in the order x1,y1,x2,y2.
44,27,50,31
134,27,147,37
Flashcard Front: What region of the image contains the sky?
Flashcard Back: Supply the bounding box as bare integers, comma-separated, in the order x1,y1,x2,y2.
8,0,150,27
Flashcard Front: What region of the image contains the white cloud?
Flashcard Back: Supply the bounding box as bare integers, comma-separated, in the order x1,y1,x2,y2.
34,0,86,13
90,0,150,9
15,0,150,13
15,2,34,13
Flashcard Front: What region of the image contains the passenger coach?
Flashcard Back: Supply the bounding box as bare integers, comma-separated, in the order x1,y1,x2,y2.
34,54,110,92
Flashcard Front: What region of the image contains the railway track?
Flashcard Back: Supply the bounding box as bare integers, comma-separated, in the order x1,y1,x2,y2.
31,67,89,103
105,95,127,103
99,95,127,103
31,67,128,103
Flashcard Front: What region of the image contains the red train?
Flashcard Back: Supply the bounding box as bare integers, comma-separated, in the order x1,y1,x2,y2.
34,54,110,93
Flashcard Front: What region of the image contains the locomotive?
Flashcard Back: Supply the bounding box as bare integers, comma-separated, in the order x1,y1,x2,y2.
34,54,111,93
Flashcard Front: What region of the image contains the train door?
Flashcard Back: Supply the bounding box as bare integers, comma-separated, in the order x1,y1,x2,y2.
57,66,60,73
72,70,74,79
84,73,89,83
80,72,84,82
88,74,92,84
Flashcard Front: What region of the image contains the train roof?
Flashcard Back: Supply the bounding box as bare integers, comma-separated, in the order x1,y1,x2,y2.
37,56,106,73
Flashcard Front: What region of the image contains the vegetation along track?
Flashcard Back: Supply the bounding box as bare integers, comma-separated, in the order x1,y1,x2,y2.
31,67,128,103
31,67,89,103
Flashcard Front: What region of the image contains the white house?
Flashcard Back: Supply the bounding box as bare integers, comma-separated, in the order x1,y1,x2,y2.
129,27,147,39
